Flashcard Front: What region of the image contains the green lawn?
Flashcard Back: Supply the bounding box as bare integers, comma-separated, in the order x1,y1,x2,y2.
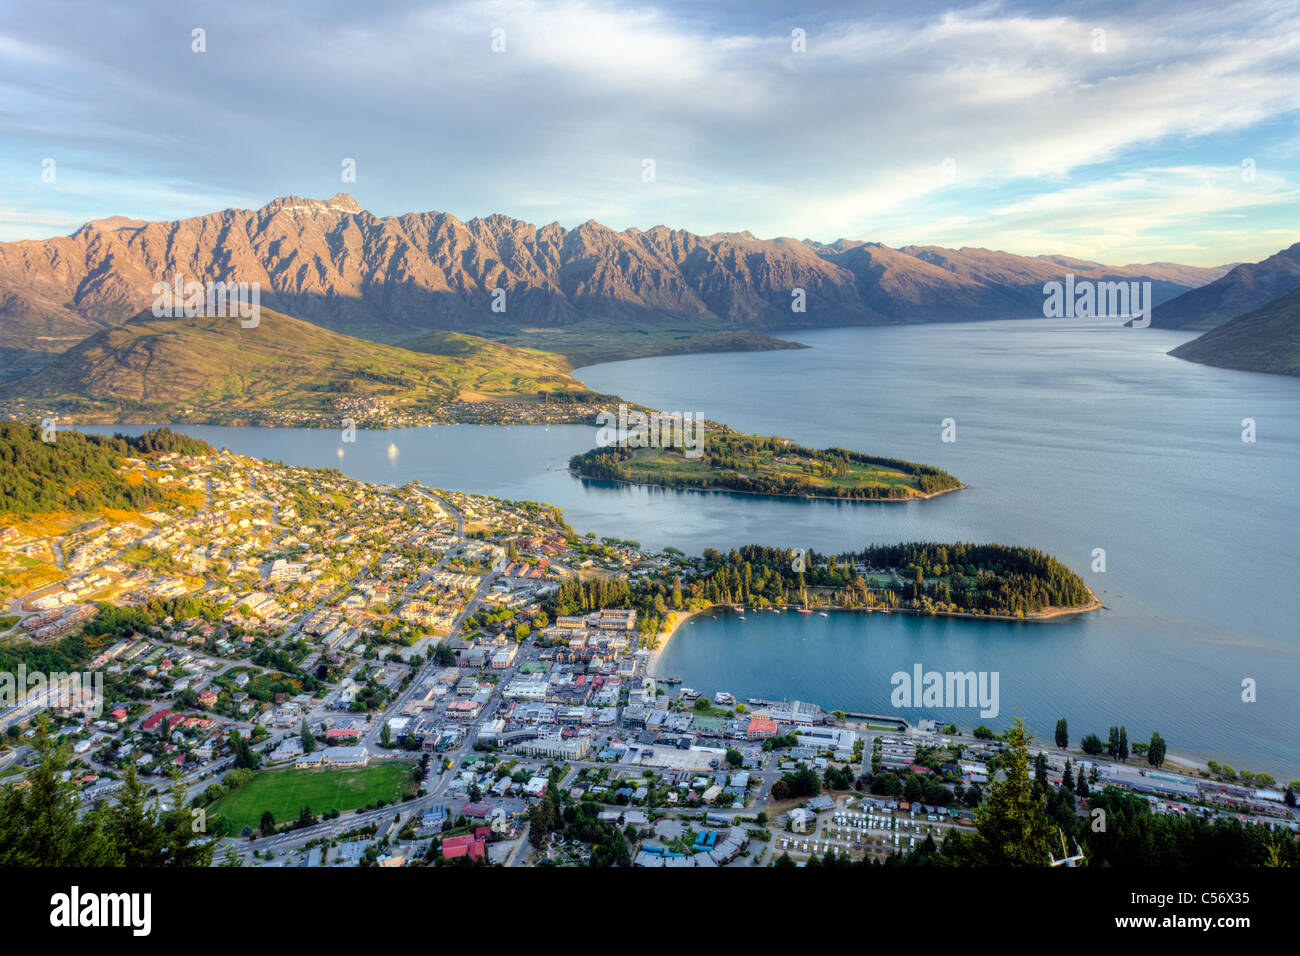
209,761,416,831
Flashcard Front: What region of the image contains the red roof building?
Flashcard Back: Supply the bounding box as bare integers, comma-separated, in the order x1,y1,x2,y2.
441,834,486,861
141,709,173,732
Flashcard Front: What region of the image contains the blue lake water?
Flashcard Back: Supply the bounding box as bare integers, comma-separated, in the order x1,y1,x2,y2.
85,318,1300,778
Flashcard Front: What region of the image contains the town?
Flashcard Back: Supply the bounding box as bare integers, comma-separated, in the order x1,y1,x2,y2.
1,444,1296,868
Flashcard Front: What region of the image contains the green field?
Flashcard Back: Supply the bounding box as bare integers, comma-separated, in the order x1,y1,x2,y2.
209,762,417,831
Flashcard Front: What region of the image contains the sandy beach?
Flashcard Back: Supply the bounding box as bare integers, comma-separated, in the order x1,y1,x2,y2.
645,607,708,678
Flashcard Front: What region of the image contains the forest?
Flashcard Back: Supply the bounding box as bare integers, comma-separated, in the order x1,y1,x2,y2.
569,432,961,500
0,424,212,515
688,542,1094,616
547,540,1095,623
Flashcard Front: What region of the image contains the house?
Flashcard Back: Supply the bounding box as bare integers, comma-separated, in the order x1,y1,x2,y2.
441,832,487,861
319,746,369,768
141,709,174,733
418,805,449,836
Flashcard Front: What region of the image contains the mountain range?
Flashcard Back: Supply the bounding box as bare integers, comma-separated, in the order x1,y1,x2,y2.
1169,286,1300,376
0,193,1233,376
1149,241,1300,330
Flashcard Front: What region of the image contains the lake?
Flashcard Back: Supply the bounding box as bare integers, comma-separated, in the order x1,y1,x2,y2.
85,318,1300,778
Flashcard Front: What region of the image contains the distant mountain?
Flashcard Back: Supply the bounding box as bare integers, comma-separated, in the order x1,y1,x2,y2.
1169,286,1300,376
1149,242,1300,330
0,307,588,423
0,193,1232,374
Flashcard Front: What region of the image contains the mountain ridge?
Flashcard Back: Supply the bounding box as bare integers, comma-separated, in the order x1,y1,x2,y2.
1149,242,1300,330
0,193,1236,374
1169,286,1300,376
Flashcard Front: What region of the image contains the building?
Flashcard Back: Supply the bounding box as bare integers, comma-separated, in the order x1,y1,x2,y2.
441,830,488,862
318,746,369,768
515,736,591,760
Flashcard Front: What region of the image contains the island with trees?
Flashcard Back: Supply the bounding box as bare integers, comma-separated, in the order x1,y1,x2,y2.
569,432,962,501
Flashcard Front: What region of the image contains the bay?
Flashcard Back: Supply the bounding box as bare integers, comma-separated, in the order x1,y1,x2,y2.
84,318,1300,777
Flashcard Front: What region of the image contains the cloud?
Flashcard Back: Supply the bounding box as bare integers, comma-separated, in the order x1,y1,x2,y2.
0,0,1297,264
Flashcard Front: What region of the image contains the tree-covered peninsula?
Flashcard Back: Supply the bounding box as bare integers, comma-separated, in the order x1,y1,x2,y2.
548,541,1098,624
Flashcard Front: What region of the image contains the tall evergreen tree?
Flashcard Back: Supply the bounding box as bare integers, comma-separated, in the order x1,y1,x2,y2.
1147,732,1166,768
967,717,1052,866
0,720,112,866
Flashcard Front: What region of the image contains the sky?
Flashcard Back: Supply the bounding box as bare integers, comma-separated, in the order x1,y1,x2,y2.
1,0,1298,266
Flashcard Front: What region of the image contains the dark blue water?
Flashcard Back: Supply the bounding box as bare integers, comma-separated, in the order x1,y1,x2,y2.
86,319,1300,777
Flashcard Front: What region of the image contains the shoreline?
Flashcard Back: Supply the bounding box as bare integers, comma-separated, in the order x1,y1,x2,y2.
572,471,965,504
646,592,1104,678
2,413,602,430
646,608,704,678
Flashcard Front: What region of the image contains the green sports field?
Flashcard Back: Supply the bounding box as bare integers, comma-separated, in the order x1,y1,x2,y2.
209,762,417,831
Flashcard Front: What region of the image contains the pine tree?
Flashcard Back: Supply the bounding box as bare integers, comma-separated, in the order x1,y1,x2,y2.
106,766,167,866
0,719,113,866
969,717,1052,865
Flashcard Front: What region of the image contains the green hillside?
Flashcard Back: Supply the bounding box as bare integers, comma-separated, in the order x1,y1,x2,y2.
0,308,594,424
0,423,210,515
